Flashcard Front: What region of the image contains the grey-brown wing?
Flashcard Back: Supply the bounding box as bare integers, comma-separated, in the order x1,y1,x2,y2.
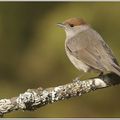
66,28,118,71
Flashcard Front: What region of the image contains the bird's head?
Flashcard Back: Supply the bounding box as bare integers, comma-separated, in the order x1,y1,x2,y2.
57,18,89,38
58,18,86,27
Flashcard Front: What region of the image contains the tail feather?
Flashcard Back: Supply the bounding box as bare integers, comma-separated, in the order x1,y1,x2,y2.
111,63,120,76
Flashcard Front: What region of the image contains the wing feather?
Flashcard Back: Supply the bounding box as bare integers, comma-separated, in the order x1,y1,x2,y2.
66,27,118,72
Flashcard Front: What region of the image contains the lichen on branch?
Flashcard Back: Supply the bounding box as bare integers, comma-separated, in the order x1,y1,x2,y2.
0,73,120,117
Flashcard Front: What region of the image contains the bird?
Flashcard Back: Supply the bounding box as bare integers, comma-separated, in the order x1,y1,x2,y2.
57,17,120,76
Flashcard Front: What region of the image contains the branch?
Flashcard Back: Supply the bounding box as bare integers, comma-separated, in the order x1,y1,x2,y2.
0,73,120,117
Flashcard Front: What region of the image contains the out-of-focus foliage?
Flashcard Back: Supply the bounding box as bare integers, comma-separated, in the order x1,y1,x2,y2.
0,2,120,117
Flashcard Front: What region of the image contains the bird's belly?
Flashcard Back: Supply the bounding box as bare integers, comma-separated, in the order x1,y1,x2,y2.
66,51,90,72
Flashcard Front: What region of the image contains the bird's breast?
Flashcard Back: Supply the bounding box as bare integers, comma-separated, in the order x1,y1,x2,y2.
65,45,90,72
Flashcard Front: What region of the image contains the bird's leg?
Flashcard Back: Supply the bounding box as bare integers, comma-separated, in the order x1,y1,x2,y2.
73,77,80,82
78,73,86,79
98,72,104,77
73,73,86,82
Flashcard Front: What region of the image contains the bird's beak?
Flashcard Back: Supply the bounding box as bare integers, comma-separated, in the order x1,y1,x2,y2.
57,23,65,28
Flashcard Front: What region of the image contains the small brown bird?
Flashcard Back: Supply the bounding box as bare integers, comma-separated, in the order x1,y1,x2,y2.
57,18,120,76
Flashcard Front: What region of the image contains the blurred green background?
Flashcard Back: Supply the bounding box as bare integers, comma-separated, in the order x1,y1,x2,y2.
0,2,120,118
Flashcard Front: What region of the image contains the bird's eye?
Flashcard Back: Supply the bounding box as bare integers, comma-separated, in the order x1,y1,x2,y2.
69,24,74,27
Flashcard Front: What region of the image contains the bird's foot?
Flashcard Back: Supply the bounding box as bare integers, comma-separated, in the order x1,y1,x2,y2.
98,72,104,77
73,77,80,82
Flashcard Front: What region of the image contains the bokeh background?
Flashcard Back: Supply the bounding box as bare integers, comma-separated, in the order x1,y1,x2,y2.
0,2,120,118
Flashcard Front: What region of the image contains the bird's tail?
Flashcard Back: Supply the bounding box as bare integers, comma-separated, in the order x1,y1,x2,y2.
111,63,120,76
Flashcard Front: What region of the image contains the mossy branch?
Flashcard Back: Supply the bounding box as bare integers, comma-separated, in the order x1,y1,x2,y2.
0,73,120,117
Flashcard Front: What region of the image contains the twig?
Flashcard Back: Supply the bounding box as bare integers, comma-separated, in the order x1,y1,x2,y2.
0,73,120,117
